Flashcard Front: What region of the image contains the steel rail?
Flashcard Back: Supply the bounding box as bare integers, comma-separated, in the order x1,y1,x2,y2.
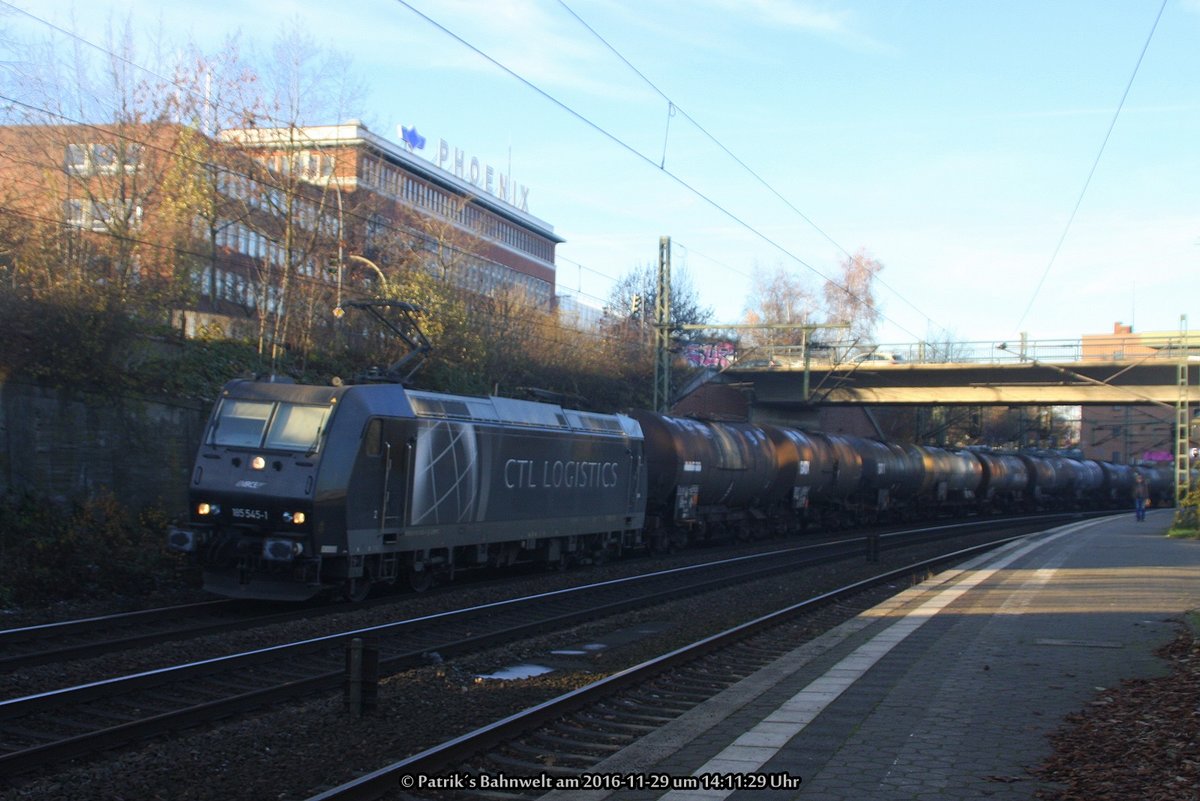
304,531,1049,801
0,536,875,778
0,513,1101,781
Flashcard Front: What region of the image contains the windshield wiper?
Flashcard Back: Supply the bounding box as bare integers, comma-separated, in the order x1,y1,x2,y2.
306,425,323,456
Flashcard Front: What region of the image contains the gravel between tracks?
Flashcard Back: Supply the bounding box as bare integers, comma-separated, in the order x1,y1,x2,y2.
1,546,881,801
2,534,1196,801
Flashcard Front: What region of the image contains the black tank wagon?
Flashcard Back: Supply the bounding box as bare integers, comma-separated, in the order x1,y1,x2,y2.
972,451,1031,511
631,412,786,546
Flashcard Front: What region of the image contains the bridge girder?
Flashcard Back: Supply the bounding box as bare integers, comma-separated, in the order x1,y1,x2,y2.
721,360,1199,407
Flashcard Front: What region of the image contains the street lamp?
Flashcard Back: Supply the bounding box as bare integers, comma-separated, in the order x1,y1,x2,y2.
347,254,389,293
333,254,390,320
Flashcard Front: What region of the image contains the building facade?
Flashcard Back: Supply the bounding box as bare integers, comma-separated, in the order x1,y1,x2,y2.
1078,322,1197,464
0,120,563,344
218,122,561,309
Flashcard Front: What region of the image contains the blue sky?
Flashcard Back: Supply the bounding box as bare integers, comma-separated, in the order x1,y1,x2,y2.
6,0,1198,346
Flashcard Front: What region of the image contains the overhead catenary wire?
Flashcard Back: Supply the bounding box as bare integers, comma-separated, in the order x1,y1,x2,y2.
8,0,1181,344
392,0,925,342
2,0,625,314
1015,0,1168,331
554,0,943,334
8,0,919,336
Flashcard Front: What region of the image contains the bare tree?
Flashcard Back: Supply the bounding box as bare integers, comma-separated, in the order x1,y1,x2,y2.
823,248,883,345
218,20,366,366
741,264,820,351
0,15,185,313
606,262,713,333
156,37,266,333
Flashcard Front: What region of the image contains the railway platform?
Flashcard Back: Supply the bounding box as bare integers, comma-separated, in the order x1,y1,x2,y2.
539,511,1200,801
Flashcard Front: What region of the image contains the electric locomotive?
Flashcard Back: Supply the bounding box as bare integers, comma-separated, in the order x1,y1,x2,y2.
168,379,646,601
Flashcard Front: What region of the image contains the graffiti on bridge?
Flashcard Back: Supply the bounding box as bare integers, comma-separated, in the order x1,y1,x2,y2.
684,342,736,369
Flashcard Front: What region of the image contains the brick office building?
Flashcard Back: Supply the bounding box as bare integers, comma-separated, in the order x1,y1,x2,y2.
0,120,563,341
1078,322,1197,464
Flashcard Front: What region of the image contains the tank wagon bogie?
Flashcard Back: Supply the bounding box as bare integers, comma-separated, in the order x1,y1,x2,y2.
169,379,1166,601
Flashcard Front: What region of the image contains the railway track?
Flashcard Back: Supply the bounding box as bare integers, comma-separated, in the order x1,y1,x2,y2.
0,514,1097,783
303,533,1038,801
0,561,655,678
0,599,272,672
0,511,1085,677
0,591,448,674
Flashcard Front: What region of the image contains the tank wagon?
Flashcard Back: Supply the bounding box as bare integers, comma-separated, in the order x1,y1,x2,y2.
169,378,1162,601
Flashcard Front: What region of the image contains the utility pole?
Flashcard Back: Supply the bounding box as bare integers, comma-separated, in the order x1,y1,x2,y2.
1175,314,1191,512
654,236,672,413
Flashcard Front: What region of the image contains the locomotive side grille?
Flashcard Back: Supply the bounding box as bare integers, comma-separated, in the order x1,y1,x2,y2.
409,396,472,419
570,413,625,433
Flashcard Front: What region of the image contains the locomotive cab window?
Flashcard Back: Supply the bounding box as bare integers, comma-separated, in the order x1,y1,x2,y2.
209,399,332,453
266,404,331,452
209,400,273,448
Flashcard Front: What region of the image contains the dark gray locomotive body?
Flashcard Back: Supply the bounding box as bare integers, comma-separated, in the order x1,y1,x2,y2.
169,380,645,600
170,380,1158,601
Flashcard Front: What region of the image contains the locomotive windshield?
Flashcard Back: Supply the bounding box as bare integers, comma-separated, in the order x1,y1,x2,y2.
209,399,332,453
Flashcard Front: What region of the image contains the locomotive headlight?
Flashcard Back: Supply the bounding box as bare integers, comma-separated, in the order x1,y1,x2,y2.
197,502,220,516
251,456,267,471
293,511,306,525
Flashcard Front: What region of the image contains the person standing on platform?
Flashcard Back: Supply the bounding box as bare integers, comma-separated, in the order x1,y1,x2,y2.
1133,473,1148,522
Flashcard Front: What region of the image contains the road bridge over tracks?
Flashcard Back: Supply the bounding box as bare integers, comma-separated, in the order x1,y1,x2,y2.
705,336,1199,409
682,334,1199,500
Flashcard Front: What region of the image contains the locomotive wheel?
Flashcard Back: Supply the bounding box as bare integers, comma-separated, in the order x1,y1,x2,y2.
408,565,433,593
342,575,373,602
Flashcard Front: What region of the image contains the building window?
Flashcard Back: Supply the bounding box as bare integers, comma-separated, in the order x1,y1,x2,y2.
64,142,142,175
63,199,87,228
65,144,88,174
91,144,117,173
63,198,142,232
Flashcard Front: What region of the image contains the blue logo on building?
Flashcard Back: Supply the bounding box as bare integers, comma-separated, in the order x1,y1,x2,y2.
401,125,426,151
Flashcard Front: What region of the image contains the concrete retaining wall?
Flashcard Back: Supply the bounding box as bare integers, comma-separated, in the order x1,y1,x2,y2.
0,381,209,514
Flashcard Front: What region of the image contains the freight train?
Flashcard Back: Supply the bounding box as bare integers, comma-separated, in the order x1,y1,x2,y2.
167,379,1172,601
